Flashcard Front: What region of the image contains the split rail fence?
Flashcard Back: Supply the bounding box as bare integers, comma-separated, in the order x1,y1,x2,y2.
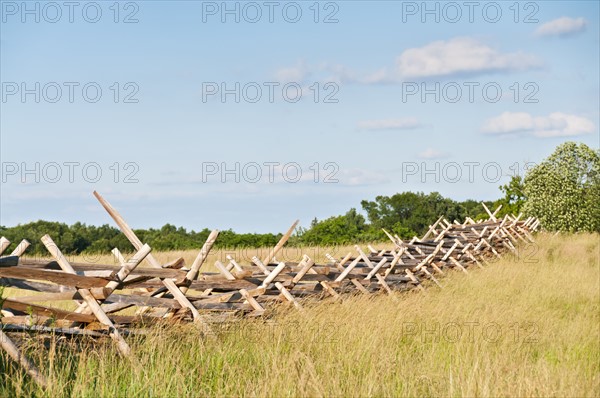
0,191,540,388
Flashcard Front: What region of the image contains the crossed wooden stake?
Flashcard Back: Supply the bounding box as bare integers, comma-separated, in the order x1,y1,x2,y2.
0,196,539,390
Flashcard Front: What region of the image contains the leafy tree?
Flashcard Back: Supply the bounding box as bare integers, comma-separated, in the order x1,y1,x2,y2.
489,175,527,218
300,208,370,245
390,222,417,240
502,175,526,213
361,192,470,237
523,142,600,232
1,184,539,253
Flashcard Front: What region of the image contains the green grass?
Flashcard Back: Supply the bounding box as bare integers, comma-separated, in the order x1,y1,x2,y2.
1,233,599,397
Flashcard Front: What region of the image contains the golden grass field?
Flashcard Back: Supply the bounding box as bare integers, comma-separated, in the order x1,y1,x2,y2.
22,244,382,274
1,233,599,397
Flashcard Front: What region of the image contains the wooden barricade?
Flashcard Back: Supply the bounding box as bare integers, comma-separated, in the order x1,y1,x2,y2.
0,194,539,388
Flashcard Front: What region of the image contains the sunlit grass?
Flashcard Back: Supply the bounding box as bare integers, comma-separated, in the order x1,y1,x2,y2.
19,244,394,273
1,233,598,397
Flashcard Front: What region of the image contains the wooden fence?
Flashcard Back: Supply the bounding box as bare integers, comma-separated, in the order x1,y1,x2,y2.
0,191,539,388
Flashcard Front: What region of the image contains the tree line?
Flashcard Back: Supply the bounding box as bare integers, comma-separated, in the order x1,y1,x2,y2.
0,193,501,255
1,142,597,255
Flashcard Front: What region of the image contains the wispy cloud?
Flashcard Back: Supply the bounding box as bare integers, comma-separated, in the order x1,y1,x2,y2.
481,112,595,137
283,37,541,85
273,60,310,82
272,61,356,85
357,118,421,131
535,17,587,38
396,37,540,80
418,148,448,159
337,169,390,186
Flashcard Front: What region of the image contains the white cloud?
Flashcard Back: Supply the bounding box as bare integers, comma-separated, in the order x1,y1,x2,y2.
535,17,587,38
481,112,595,137
357,118,421,130
362,68,394,84
481,112,535,134
272,61,357,85
274,37,540,85
273,60,310,82
418,148,448,159
318,62,357,84
337,169,390,186
393,37,541,79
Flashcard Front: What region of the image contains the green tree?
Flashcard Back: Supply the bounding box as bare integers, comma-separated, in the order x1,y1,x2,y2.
523,142,600,232
361,192,467,236
493,175,526,217
300,208,370,245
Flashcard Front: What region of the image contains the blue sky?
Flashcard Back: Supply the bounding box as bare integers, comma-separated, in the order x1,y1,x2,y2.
1,1,599,233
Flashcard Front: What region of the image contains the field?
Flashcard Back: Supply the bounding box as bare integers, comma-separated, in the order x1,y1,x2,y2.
1,233,599,397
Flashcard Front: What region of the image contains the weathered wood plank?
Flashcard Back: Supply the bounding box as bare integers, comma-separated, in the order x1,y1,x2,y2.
2,298,96,322
93,191,205,324
0,267,113,288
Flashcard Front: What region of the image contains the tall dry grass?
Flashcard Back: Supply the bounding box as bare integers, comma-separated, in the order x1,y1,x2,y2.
1,233,599,397
21,244,388,274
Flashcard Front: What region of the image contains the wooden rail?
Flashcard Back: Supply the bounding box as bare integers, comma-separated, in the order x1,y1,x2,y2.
0,192,539,388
